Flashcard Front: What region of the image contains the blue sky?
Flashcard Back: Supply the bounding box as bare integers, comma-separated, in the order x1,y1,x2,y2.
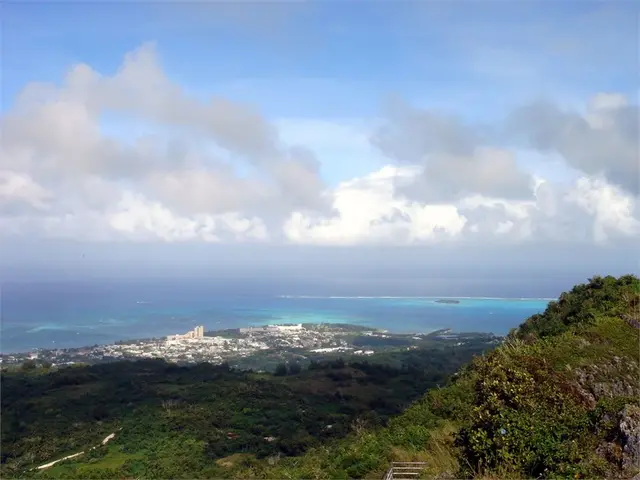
4,0,636,186
4,1,636,117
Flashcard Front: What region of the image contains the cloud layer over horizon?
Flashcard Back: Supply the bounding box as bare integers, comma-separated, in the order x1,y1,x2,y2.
2,2,639,259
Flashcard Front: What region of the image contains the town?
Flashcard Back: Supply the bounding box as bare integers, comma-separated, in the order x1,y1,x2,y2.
0,323,501,371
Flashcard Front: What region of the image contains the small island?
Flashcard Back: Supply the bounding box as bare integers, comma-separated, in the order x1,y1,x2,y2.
435,299,460,304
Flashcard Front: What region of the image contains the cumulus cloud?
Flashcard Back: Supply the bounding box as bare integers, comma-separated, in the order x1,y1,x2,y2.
371,98,534,202
1,43,328,226
1,43,638,247
508,93,639,193
564,177,640,242
284,166,468,245
283,165,640,246
372,97,482,159
0,171,52,215
108,192,269,243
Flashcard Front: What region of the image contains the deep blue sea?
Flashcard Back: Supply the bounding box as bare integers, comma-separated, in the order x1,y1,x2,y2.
0,279,553,354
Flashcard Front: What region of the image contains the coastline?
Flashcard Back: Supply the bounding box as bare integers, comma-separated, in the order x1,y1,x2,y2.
277,295,557,301
1,295,551,354
0,322,502,370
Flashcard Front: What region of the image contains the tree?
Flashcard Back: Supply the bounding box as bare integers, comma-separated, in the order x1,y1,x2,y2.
330,358,345,369
274,363,288,376
308,360,321,370
20,360,37,372
288,363,302,375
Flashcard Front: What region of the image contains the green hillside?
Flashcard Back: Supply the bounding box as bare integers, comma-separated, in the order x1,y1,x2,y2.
3,275,639,479
243,274,639,480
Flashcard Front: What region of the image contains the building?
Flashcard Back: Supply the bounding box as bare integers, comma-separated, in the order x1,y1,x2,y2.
276,324,303,332
239,324,303,334
167,325,205,341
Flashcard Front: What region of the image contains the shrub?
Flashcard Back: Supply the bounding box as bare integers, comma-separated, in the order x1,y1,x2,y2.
456,350,593,477
274,363,288,376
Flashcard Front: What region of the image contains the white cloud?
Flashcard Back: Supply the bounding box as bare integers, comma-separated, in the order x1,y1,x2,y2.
0,171,52,213
1,43,638,248
284,165,640,246
107,192,269,243
284,166,468,245
1,43,328,218
508,92,638,193
371,98,534,201
565,177,640,243
1,160,638,246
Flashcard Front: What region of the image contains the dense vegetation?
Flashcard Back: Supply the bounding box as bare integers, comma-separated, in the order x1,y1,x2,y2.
1,340,489,478
3,275,638,479
238,275,637,480
512,274,639,340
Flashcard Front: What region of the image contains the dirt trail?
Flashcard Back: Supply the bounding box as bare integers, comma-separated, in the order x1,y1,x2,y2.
35,431,119,470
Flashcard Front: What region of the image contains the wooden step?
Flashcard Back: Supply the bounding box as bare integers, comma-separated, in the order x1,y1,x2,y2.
383,461,427,480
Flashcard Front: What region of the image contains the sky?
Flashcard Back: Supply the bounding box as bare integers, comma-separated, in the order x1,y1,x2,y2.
1,0,638,282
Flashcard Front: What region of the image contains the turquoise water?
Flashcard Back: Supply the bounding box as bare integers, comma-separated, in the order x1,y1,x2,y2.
259,296,550,333
1,283,551,354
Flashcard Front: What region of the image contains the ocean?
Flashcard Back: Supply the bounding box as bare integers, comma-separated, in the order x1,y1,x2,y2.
0,279,553,354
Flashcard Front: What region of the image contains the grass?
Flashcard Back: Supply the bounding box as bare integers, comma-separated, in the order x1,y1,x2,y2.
78,450,143,471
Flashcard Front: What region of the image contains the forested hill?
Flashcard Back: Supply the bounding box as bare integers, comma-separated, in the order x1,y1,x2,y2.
2,275,639,479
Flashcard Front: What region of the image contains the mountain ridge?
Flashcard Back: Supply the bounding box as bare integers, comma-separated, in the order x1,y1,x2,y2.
239,274,640,479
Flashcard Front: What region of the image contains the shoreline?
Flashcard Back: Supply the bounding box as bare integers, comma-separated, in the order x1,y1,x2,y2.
276,295,556,301
1,297,551,354
0,323,388,357
0,324,502,369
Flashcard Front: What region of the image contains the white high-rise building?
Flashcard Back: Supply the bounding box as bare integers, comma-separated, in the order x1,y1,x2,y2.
166,325,205,341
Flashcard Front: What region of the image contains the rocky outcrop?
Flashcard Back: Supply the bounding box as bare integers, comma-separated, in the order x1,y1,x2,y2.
620,405,640,474
622,314,640,330
572,357,639,409
593,405,640,478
